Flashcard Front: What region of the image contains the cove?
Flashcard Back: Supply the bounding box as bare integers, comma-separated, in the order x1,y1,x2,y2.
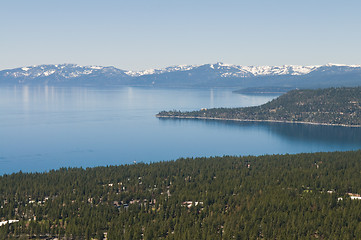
0,86,360,175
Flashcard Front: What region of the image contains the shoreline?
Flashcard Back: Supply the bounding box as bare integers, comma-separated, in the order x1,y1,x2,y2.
156,115,361,128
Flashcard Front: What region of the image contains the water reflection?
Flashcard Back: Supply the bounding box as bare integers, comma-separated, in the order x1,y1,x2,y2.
158,118,361,148
1,85,360,175
210,89,214,108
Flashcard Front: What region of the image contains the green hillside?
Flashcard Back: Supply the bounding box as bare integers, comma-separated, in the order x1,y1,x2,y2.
157,87,361,127
2,151,361,239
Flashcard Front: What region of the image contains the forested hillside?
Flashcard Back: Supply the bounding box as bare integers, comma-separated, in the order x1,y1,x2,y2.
2,151,361,239
157,87,361,126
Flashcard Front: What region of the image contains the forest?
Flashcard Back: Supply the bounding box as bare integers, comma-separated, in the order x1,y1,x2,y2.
157,87,361,127
2,151,361,239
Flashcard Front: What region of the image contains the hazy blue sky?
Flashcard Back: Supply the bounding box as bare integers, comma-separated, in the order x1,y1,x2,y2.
1,0,361,70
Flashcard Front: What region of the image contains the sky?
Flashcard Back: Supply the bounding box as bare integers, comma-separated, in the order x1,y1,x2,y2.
1,0,361,71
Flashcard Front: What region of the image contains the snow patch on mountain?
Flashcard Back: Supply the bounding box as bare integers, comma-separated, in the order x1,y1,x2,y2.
229,65,320,77
2,63,361,84
124,62,324,78
125,64,200,77
2,64,127,79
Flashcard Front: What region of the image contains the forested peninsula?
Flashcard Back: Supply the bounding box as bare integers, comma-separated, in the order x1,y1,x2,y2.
157,87,361,127
2,151,361,239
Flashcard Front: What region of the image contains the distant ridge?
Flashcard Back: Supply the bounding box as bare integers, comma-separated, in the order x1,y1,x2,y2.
1,63,361,88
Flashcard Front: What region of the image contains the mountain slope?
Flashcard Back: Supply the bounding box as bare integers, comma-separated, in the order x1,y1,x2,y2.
2,151,361,239
1,63,361,88
0,64,132,85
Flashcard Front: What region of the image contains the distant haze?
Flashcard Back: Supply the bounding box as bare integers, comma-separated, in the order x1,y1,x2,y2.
1,0,361,70
1,63,361,89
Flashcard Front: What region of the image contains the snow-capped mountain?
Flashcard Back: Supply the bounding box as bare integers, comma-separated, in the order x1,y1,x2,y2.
125,62,320,78
127,62,361,78
1,62,361,88
125,64,199,77
0,64,130,83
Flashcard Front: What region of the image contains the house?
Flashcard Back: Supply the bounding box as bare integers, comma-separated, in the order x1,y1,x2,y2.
0,220,19,227
182,201,203,208
348,193,361,200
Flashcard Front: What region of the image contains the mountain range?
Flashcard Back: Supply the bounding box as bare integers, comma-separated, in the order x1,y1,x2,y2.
1,63,361,89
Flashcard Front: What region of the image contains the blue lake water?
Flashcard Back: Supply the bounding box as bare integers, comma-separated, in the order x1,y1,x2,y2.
1,86,361,175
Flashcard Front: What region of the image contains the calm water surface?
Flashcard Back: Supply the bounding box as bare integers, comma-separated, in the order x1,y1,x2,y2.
1,86,361,175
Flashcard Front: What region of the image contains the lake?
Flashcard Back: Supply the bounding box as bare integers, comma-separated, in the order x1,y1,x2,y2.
1,86,361,175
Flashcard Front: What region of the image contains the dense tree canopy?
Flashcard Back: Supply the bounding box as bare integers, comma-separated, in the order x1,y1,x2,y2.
157,87,361,126
1,151,361,239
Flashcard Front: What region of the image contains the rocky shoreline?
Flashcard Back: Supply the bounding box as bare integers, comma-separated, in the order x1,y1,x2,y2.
156,115,361,128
